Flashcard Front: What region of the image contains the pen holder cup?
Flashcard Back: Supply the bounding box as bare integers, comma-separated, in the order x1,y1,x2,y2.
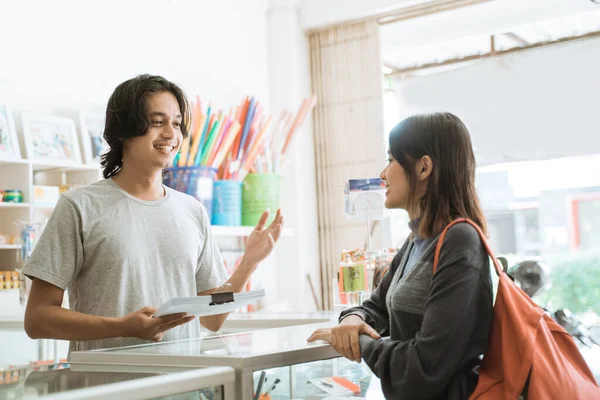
258,394,272,400
212,180,242,226
163,166,217,216
242,173,280,226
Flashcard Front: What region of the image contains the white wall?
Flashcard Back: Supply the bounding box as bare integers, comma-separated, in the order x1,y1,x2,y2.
0,0,270,113
298,0,420,30
264,1,321,311
393,37,600,166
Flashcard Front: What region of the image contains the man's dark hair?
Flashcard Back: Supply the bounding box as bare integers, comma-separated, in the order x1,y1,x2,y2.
101,74,191,179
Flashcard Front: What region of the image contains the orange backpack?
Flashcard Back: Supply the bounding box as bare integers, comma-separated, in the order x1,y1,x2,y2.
433,219,600,400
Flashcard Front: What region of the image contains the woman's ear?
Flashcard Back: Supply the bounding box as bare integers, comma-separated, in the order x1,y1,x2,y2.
417,155,433,181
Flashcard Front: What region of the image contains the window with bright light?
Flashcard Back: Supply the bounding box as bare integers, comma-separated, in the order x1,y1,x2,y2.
477,155,600,323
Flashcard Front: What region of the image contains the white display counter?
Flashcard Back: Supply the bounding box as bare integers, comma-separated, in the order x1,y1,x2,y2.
69,322,376,399
0,362,235,400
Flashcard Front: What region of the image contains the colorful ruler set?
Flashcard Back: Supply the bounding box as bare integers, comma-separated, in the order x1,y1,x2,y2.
174,94,317,181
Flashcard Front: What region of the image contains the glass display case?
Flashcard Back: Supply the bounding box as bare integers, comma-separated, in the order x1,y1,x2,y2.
68,323,379,400
250,357,377,399
0,362,234,400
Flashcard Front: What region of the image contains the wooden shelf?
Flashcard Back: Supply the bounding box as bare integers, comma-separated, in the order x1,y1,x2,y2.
0,309,25,328
32,161,100,173
0,245,22,250
211,226,293,237
30,203,56,210
0,159,29,167
0,202,29,209
0,203,56,210
0,159,101,172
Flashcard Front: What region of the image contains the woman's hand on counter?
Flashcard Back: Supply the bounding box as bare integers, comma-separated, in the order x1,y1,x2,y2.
119,307,196,342
307,315,381,363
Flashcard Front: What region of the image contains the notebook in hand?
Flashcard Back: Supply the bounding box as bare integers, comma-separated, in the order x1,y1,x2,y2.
154,289,265,317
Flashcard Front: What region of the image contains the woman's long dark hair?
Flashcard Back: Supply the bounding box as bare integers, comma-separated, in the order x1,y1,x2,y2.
389,112,487,237
101,74,191,179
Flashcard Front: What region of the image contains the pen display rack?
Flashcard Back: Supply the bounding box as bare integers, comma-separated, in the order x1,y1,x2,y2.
333,177,397,309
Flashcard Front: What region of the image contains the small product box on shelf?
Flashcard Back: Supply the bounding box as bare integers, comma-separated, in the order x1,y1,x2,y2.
1,189,23,203
33,185,60,205
0,271,23,309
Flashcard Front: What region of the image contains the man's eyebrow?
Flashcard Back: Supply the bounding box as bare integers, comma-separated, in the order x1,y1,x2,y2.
148,111,182,119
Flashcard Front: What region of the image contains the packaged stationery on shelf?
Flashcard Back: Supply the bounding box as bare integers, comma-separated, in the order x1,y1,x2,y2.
337,250,369,306
335,247,398,308
0,271,22,307
308,377,355,397
344,178,386,222
15,221,43,263
371,248,398,291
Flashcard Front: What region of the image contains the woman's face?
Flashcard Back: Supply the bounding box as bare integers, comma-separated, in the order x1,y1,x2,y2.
380,153,409,210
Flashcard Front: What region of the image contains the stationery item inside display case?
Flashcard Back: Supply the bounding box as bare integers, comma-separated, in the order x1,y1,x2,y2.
252,357,373,399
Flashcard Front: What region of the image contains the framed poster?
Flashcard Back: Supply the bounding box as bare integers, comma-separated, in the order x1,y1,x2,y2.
79,112,108,164
22,114,82,164
0,104,21,161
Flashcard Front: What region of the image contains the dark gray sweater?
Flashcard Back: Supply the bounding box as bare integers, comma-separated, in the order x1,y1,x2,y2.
340,222,493,400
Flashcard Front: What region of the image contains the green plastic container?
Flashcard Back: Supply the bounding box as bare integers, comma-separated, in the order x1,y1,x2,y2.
2,190,23,203
242,174,280,226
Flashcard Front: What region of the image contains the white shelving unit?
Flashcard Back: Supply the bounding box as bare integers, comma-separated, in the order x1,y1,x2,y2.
0,156,293,294
0,244,22,250
0,202,30,209
0,158,102,271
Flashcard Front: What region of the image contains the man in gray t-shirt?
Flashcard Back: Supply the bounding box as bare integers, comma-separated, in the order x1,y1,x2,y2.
23,75,283,354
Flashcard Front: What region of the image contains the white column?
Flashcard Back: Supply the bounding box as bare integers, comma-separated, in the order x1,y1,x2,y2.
264,0,321,311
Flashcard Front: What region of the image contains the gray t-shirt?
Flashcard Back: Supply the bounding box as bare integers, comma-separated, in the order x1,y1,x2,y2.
23,179,229,353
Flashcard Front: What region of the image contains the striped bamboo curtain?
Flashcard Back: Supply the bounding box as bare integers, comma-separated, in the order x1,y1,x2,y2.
309,20,385,310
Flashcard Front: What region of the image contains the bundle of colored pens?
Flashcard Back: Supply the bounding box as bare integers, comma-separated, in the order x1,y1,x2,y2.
173,95,243,171
241,95,317,181
173,94,317,181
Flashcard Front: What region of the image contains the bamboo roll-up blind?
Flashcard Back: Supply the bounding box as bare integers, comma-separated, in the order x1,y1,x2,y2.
309,20,385,310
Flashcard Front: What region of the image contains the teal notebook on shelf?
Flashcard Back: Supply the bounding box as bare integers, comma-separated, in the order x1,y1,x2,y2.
154,289,265,317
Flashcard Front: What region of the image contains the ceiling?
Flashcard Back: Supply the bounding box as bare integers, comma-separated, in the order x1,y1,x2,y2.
381,0,600,74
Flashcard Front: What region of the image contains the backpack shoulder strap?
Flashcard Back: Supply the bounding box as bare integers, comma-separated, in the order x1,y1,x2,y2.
432,218,504,277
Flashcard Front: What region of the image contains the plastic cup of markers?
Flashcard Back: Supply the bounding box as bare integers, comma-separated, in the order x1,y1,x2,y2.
212,180,242,226
163,166,217,216
241,173,280,226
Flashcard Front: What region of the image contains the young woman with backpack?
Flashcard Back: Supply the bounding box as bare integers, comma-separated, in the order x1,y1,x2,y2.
308,112,494,399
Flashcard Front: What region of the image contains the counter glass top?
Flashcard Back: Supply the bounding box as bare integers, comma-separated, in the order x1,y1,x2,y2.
1,363,157,393
0,363,234,399
70,323,339,369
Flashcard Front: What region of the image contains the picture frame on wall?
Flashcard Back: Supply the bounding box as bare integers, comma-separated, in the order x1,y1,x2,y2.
0,104,22,161
79,112,108,164
22,114,82,164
